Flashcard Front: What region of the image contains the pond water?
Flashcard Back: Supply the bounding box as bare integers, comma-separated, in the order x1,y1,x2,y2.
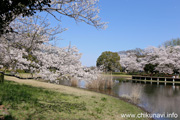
59,76,180,120
113,82,180,120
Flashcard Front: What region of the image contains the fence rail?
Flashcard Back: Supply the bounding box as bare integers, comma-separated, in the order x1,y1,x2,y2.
132,75,180,85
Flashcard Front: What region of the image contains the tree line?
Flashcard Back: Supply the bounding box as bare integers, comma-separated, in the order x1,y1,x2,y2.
97,38,180,75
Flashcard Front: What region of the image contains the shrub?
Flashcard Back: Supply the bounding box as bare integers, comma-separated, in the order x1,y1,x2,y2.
86,75,114,89
71,78,78,87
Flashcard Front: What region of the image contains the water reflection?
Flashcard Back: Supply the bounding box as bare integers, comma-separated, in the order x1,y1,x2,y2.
112,82,180,120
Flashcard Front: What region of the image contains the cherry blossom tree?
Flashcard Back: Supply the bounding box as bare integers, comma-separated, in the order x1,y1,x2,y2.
144,46,180,74
0,15,100,83
0,15,63,73
119,46,180,74
119,51,143,72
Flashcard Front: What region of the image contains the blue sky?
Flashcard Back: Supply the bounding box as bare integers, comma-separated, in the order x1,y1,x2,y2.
46,0,180,66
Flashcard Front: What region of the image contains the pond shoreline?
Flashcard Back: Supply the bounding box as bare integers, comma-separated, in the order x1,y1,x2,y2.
5,74,152,116
4,75,152,120
66,84,153,118
45,78,153,119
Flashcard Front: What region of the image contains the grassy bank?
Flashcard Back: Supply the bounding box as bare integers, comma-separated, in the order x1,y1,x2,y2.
0,76,148,120
103,74,132,81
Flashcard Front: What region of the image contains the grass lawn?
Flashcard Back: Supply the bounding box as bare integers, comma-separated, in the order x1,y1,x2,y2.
103,74,132,80
0,76,148,120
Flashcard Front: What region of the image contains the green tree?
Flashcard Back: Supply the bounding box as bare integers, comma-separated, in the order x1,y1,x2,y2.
161,38,180,47
144,64,157,74
96,51,121,72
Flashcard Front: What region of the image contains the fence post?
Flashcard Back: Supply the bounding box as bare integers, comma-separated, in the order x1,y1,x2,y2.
151,77,152,84
165,78,166,86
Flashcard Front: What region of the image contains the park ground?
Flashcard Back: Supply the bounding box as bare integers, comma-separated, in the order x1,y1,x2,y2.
0,76,148,120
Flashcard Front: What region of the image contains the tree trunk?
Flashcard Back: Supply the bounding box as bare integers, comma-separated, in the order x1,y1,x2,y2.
0,72,4,83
